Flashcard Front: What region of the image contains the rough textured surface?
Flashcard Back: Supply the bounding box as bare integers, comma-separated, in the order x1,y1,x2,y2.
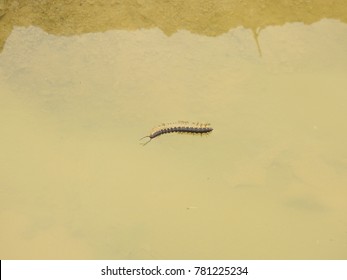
1,0,347,51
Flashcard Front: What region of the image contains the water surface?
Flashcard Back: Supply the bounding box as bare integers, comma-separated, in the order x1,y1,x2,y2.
1,1,347,259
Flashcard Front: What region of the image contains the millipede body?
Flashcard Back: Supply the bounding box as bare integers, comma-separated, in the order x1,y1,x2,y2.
140,121,213,145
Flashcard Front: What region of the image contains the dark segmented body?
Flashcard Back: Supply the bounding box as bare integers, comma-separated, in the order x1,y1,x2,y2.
140,122,213,145
150,126,213,139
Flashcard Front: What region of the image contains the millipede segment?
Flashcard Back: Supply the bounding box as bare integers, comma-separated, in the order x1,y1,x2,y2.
140,121,213,145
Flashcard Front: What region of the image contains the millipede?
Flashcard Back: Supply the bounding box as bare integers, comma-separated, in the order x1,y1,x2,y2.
140,121,213,145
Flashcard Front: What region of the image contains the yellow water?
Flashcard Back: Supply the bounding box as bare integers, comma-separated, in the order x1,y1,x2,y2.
1,1,347,259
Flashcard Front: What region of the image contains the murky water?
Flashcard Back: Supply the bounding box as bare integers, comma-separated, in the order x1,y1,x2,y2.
1,1,347,259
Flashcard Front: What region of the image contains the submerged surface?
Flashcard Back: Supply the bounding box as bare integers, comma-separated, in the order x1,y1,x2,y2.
1,1,347,259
